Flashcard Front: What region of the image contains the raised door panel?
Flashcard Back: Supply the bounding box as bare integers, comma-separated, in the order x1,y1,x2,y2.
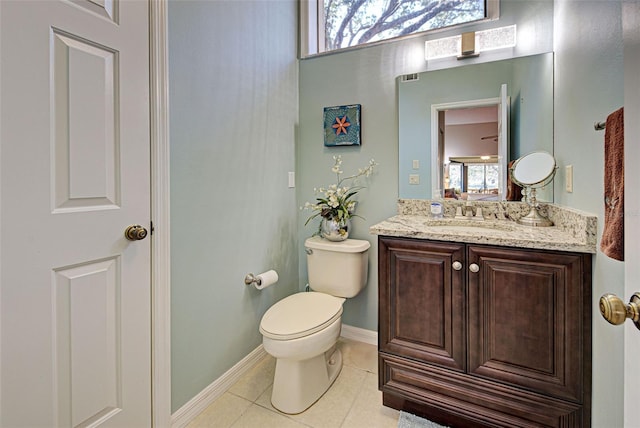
54,258,122,426
467,245,591,404
52,29,120,212
379,237,465,371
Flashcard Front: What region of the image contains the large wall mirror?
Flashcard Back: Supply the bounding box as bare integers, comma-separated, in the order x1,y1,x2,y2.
398,52,553,202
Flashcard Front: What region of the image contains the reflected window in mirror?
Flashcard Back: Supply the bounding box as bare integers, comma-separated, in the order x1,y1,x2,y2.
447,163,463,192
447,160,500,200
468,164,499,194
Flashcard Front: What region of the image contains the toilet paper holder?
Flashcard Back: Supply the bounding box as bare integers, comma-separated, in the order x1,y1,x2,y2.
244,273,261,286
244,270,279,289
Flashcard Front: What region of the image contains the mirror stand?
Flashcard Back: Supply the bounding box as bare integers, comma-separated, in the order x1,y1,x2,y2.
510,151,557,227
517,187,553,227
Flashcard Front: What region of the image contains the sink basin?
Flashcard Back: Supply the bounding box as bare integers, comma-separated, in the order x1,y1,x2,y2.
423,219,518,234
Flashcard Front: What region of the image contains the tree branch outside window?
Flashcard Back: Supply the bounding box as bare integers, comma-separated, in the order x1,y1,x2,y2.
324,0,485,52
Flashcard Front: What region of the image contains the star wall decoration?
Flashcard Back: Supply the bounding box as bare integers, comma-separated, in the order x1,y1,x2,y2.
323,104,361,147
332,115,350,135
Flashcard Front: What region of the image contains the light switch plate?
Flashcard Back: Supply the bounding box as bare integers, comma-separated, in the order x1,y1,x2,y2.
412,159,420,169
565,165,573,193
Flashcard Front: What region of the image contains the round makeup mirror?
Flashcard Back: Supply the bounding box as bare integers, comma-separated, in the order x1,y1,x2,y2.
511,151,557,187
510,151,557,227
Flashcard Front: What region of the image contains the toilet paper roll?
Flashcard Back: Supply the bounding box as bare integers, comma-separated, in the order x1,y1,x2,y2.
255,270,278,290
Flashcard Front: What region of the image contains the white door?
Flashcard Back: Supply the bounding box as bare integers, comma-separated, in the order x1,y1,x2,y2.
0,1,152,426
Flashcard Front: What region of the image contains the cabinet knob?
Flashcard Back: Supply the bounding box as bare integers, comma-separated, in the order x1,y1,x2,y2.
452,261,463,271
469,263,480,273
599,293,640,330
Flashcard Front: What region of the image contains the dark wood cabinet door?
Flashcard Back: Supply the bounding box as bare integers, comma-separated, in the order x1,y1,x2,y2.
379,237,466,371
467,245,592,404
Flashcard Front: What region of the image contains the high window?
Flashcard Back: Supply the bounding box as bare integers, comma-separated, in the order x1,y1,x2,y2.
302,0,497,56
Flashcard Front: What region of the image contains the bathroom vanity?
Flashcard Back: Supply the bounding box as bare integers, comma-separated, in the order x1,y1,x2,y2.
371,200,597,428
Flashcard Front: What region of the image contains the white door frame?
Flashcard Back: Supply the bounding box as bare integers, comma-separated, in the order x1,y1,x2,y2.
150,1,172,426
623,1,640,425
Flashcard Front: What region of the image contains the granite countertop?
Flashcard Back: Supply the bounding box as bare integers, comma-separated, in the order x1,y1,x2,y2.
370,199,598,254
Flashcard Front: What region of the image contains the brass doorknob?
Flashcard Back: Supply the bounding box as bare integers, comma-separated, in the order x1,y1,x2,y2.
599,293,640,330
124,224,148,241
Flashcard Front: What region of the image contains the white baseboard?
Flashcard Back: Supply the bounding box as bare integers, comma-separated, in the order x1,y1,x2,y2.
341,324,378,346
171,325,377,428
170,345,268,428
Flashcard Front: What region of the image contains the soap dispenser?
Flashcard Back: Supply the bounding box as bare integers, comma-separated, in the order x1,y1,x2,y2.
430,189,444,219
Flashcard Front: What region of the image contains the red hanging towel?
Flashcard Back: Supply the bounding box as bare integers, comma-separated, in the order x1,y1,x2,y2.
600,107,624,261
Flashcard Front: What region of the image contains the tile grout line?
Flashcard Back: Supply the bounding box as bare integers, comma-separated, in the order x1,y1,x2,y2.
338,366,371,428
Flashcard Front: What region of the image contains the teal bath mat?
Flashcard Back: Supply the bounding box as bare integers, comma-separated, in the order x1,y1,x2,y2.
397,411,448,428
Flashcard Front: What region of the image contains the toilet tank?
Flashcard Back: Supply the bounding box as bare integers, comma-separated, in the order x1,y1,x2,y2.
305,236,370,298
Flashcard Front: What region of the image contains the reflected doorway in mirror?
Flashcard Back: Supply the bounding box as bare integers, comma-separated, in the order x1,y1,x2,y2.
431,84,509,201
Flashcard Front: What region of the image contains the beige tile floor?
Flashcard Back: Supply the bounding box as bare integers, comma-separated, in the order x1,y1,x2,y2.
187,338,400,428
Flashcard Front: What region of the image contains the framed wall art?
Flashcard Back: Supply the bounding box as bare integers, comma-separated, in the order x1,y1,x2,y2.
323,104,361,147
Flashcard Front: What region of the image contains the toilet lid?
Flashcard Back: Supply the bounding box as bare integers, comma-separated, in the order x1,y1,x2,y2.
260,292,344,340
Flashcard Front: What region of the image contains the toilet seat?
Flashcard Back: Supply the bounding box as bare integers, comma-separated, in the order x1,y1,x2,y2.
260,292,344,340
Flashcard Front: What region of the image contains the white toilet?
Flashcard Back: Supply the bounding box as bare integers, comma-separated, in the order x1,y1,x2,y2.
259,236,370,414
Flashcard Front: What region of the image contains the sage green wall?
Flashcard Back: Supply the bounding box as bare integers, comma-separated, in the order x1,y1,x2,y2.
168,0,298,412
553,1,624,425
166,0,625,422
298,0,553,336
299,0,624,425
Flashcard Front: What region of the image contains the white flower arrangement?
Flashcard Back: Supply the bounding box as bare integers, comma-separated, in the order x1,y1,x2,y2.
302,155,378,228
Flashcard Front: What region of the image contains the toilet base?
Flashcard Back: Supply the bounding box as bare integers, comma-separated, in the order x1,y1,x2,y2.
271,346,343,414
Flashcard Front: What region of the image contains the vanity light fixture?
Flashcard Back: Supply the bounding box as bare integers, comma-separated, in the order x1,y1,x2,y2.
425,25,517,61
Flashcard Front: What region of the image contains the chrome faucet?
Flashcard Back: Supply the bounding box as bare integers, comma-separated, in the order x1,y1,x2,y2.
454,203,468,219
455,202,484,221
465,201,475,218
